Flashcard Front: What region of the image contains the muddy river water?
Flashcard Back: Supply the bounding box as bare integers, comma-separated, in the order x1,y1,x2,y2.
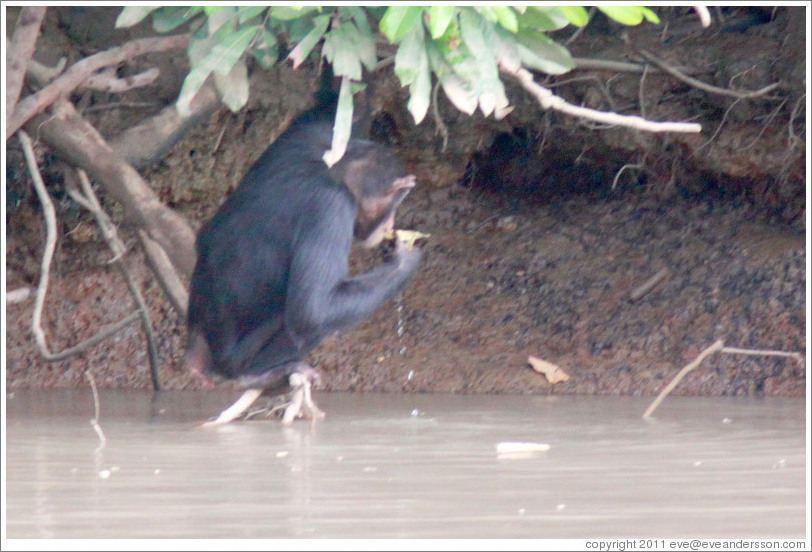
4,389,807,539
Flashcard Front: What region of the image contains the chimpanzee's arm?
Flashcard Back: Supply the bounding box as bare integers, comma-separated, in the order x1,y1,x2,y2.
284,189,420,348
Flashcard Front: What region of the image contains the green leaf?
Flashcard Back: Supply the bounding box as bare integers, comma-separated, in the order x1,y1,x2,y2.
641,7,661,24
116,6,158,28
558,6,590,27
492,6,518,33
213,60,250,112
322,26,363,80
152,6,203,33
456,12,507,118
287,14,330,68
342,6,372,35
428,6,455,39
238,6,267,25
177,24,258,116
271,6,318,21
473,6,498,22
380,6,424,42
344,20,377,72
207,6,237,35
514,29,574,75
489,25,521,73
252,28,279,69
599,6,658,26
407,56,431,124
203,6,224,17
520,6,571,32
394,22,426,85
394,23,431,124
210,25,259,75
323,77,355,167
426,42,477,115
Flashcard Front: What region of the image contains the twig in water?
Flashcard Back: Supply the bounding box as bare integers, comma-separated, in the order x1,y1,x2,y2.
643,341,806,418
86,371,107,449
643,340,725,419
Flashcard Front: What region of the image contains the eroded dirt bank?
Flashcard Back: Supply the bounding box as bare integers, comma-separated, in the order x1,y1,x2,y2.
6,179,805,397
5,6,806,397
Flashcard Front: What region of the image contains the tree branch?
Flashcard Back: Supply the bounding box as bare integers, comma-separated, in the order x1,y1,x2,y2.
5,6,47,122
18,129,142,363
109,81,221,170
24,100,197,282
84,67,160,93
8,34,190,140
66,169,163,391
503,65,703,134
634,47,781,100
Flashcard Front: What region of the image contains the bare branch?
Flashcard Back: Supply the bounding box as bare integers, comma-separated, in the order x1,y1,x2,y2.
8,34,190,140
643,340,725,419
643,341,805,418
693,6,712,28
138,230,190,317
635,47,781,100
5,7,47,122
18,130,141,362
24,100,197,281
84,67,160,93
504,65,702,134
66,169,162,391
27,57,68,84
109,81,221,170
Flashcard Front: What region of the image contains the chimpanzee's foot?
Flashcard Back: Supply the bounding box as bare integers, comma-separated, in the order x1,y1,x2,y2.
281,366,325,425
200,388,263,427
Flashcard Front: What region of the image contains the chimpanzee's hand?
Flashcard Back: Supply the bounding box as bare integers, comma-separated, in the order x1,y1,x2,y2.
395,238,422,272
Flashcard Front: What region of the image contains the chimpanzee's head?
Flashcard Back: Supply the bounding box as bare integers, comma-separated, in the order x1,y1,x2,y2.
332,141,416,248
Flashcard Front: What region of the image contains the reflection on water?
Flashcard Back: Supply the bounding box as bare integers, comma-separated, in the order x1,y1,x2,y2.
4,390,807,539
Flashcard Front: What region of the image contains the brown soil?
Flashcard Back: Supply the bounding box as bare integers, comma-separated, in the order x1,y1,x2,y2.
6,174,805,397
4,6,806,397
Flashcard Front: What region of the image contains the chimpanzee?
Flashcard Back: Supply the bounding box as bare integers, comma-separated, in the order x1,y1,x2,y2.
185,100,421,425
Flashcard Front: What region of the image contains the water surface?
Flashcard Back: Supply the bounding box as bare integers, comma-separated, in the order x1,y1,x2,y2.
4,390,806,538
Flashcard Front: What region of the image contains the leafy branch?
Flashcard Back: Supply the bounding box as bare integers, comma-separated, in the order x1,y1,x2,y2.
116,5,696,163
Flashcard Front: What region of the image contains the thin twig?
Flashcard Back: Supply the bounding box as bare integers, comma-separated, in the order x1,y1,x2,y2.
693,6,712,28
564,7,595,46
5,7,47,120
68,169,162,390
643,341,805,418
786,93,805,151
503,65,702,134
740,99,787,151
638,63,650,120
611,163,644,190
84,67,160,93
643,340,725,419
635,47,781,100
720,347,804,366
86,371,107,449
18,130,142,362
